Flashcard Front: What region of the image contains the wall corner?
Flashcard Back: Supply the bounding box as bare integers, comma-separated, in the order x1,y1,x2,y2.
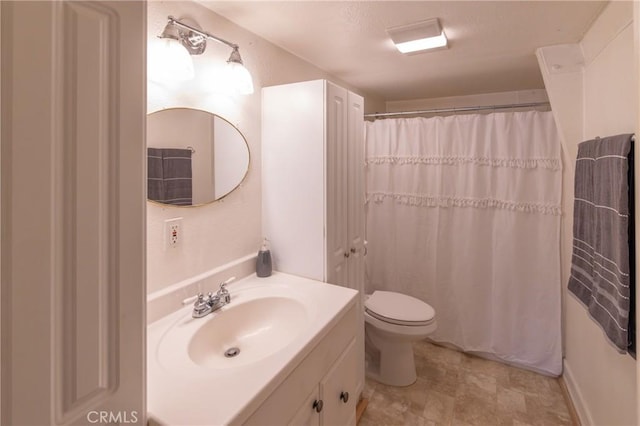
535,44,585,152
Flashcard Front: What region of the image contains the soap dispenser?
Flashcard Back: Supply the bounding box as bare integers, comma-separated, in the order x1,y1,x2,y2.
256,238,272,277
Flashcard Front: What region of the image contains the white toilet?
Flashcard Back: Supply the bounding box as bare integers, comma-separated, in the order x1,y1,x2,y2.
364,291,437,387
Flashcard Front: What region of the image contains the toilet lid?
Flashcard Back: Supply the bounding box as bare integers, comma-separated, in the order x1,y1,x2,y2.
365,291,435,325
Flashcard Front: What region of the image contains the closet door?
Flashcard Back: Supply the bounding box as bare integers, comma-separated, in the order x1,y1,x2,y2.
346,91,365,396
325,82,349,286
346,91,365,290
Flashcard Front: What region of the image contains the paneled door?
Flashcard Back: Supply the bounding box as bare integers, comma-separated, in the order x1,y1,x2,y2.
346,90,365,397
1,1,146,424
326,82,349,287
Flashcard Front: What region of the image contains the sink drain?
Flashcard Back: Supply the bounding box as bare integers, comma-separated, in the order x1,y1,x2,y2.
224,347,241,358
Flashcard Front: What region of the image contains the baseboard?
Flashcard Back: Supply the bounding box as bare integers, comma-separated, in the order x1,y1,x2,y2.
356,398,368,424
558,375,581,425
562,360,594,426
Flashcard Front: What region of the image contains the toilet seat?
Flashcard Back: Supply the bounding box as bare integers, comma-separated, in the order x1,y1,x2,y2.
365,291,435,326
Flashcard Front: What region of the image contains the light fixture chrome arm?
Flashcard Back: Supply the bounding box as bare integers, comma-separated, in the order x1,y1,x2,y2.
155,16,254,94
168,16,238,50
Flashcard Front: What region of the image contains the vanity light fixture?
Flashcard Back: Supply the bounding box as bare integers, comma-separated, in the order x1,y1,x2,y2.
387,18,448,54
155,16,254,94
151,18,195,81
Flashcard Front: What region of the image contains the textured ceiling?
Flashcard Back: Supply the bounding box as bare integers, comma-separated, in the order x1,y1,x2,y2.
200,1,607,101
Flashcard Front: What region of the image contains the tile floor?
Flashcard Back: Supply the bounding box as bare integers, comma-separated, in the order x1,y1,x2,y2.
359,341,574,426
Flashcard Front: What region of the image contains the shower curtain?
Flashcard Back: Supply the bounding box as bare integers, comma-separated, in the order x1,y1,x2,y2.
365,111,562,375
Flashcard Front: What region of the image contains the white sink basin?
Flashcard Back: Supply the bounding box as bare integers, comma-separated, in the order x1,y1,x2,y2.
153,278,320,377
188,297,307,368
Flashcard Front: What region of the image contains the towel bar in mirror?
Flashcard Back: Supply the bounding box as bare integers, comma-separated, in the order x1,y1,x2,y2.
147,108,250,206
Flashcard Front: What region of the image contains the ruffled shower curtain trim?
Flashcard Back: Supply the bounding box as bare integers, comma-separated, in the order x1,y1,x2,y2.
366,192,562,216
366,156,561,171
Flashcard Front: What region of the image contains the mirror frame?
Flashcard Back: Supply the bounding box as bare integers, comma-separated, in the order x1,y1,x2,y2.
146,107,251,207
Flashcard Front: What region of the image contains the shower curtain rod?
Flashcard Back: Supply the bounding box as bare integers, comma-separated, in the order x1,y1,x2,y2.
364,101,551,119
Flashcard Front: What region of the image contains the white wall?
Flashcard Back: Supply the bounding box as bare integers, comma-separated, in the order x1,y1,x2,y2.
537,3,637,425
146,1,385,294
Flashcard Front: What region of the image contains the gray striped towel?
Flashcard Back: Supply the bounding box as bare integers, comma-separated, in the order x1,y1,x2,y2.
568,134,633,352
147,147,193,206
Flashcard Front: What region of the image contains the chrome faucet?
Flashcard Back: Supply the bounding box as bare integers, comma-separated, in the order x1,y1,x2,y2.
186,277,236,318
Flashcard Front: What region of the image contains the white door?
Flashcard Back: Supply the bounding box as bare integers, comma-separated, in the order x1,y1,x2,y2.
346,91,366,397
346,91,365,292
326,82,349,286
1,1,146,424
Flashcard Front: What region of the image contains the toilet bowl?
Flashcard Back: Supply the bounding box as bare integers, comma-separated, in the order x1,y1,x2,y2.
364,291,436,387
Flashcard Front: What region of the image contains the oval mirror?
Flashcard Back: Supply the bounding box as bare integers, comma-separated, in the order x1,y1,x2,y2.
147,108,250,206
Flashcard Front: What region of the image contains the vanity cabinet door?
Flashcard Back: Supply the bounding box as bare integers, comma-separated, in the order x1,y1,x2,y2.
320,339,358,426
287,338,357,426
288,388,322,426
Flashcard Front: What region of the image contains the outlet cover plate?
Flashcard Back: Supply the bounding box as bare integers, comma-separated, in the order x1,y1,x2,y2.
165,217,183,249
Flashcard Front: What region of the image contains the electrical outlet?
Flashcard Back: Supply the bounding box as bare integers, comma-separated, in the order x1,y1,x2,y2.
165,217,183,249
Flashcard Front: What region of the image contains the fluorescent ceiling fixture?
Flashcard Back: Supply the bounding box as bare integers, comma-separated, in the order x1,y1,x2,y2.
387,18,448,54
394,33,447,53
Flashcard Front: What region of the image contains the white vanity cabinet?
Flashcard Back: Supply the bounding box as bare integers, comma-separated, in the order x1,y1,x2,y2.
262,79,366,398
242,304,358,426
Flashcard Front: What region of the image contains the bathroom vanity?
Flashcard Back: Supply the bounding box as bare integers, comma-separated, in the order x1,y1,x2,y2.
147,272,359,425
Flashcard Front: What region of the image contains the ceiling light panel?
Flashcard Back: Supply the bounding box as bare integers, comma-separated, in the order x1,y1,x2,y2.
387,18,448,54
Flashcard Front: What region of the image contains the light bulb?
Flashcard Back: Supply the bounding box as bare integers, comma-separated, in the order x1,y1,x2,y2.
148,37,194,82
226,61,254,95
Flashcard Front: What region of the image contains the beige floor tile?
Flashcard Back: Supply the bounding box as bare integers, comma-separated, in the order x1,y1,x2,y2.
401,411,434,426
363,389,410,425
513,420,535,426
461,353,511,386
372,377,430,418
452,391,498,425
422,389,454,424
360,342,571,426
363,379,377,400
497,387,527,414
460,370,497,396
361,388,435,426
450,418,475,426
415,362,460,398
506,367,552,397
523,394,571,426
414,340,464,367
